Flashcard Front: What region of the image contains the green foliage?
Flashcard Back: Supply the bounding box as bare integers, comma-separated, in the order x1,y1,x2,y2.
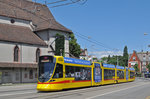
55,34,65,56
146,63,150,72
107,55,117,65
69,33,81,58
107,55,110,63
134,64,139,73
101,57,108,62
101,46,129,67
123,46,128,66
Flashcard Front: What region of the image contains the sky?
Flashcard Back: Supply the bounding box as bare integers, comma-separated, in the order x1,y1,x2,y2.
37,0,150,58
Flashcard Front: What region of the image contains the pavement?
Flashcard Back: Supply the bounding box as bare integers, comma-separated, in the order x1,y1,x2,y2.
0,78,149,99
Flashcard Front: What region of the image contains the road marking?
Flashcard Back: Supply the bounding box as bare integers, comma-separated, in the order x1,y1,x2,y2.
0,91,36,97
86,82,150,99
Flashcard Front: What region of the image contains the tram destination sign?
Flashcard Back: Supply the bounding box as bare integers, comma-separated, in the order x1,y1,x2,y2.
103,63,115,68
64,57,91,65
129,68,135,71
116,65,125,69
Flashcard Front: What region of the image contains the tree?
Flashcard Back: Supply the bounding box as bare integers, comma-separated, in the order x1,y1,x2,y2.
100,46,129,66
55,34,65,56
101,57,108,63
123,46,128,67
134,64,139,74
107,55,117,65
107,55,110,63
146,63,150,72
69,33,81,58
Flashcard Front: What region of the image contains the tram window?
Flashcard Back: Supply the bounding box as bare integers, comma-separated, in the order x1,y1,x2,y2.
74,67,91,81
86,68,91,80
65,66,91,81
53,64,63,78
65,66,75,77
130,71,135,78
75,67,81,80
104,69,115,80
117,70,124,79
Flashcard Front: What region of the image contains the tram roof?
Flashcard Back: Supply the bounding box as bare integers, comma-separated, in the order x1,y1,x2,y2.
116,65,125,69
103,63,115,68
129,68,135,71
64,57,91,65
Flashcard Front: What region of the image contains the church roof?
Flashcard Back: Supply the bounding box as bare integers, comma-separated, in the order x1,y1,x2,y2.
0,23,47,46
0,0,72,33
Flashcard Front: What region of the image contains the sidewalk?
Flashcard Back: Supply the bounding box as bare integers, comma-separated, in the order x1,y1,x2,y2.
0,83,37,92
136,77,150,81
0,83,36,86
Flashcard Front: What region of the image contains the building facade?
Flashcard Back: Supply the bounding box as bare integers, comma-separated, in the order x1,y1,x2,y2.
128,50,150,73
0,0,72,84
80,48,88,60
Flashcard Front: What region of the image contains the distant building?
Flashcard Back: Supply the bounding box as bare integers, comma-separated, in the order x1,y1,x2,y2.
86,55,98,62
128,50,150,73
80,49,88,60
0,0,72,84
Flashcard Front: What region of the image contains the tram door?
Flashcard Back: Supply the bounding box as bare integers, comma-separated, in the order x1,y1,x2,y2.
126,68,128,80
94,63,102,83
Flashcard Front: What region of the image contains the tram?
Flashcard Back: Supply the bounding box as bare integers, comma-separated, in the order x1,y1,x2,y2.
37,55,135,91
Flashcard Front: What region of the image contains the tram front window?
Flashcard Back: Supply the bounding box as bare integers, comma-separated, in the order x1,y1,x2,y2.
38,56,55,82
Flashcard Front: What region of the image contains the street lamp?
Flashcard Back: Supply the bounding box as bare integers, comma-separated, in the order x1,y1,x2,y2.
143,32,150,74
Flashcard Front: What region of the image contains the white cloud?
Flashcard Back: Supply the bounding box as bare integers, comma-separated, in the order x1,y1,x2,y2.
89,51,123,58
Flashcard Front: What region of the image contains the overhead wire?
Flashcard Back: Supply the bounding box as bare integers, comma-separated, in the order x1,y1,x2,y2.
46,0,67,5
0,0,121,57
74,32,118,51
34,0,87,8
0,0,57,29
0,0,87,28
74,32,122,56
75,32,114,50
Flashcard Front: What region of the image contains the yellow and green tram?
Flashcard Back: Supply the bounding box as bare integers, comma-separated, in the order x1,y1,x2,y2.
37,55,135,91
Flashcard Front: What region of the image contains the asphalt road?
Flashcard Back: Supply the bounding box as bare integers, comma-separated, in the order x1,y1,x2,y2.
0,78,150,99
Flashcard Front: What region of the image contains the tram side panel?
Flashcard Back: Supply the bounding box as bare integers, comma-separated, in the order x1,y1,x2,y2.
63,64,92,89
128,69,135,82
37,56,135,91
116,66,126,83
126,68,129,82
102,64,116,85
92,63,102,86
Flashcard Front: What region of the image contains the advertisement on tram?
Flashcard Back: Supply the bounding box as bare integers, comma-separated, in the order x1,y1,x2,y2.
94,63,101,83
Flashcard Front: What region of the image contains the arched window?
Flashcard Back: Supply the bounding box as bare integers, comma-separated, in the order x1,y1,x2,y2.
36,48,40,62
14,46,19,62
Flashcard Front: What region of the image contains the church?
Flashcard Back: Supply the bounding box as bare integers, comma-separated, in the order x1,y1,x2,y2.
0,0,72,84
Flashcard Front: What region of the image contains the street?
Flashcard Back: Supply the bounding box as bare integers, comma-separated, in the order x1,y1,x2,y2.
0,78,150,99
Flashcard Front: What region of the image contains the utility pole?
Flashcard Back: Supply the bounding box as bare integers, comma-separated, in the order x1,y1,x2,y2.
117,56,119,66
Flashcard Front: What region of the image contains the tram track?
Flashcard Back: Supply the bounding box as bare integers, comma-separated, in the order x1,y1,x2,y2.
0,79,149,99
28,80,143,99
